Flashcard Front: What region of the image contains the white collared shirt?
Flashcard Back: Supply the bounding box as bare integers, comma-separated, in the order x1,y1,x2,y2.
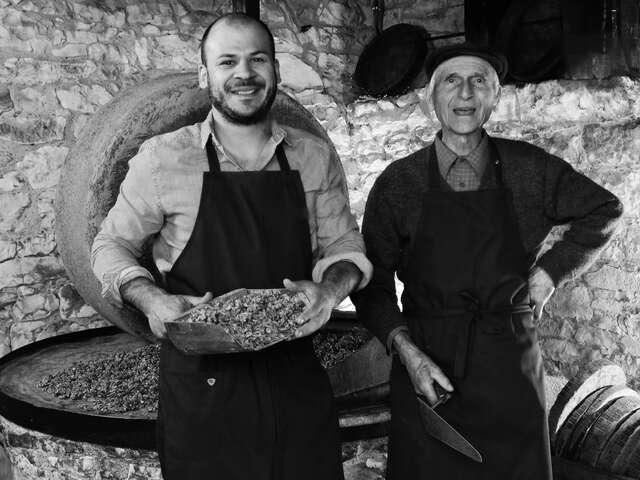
91,110,372,305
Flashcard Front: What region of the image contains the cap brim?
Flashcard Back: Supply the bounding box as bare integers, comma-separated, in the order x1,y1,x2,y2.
425,43,508,82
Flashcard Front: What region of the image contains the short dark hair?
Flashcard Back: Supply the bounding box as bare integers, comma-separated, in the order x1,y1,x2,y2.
200,13,276,65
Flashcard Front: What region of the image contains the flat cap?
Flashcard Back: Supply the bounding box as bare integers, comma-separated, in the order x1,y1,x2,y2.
424,42,508,82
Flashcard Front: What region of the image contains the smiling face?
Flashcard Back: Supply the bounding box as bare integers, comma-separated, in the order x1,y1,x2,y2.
198,19,279,125
431,56,500,141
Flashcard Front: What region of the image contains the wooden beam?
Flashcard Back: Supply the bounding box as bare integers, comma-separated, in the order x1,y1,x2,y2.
232,0,260,19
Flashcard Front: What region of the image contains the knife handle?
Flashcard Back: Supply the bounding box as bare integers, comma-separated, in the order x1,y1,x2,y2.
433,384,452,408
419,384,452,409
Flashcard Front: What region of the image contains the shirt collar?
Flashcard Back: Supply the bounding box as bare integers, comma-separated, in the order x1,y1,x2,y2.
434,130,489,177
199,109,290,151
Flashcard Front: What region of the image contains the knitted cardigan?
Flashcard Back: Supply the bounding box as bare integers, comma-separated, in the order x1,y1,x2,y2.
352,136,624,348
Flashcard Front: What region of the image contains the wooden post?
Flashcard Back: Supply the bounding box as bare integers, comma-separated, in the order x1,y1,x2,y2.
232,0,260,19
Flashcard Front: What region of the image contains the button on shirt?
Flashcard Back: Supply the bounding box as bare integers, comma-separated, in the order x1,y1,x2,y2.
91,111,372,306
434,133,490,191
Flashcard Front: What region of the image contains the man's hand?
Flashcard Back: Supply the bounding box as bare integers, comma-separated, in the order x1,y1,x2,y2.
284,260,362,338
144,291,213,339
284,278,338,338
393,331,454,405
121,277,212,339
528,267,555,321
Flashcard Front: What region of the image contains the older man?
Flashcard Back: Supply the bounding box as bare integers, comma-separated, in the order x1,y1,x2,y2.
92,13,371,480
353,43,623,479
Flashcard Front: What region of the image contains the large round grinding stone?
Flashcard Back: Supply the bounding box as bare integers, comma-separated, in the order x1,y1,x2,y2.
55,73,341,341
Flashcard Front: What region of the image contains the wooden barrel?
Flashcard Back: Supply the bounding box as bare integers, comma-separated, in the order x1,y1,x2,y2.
596,407,640,470
576,395,640,466
563,386,639,459
554,386,609,457
615,422,640,478
549,360,627,446
612,421,640,475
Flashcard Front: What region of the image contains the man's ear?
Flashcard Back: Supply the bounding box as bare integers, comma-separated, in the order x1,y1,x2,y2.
493,85,502,110
198,63,208,89
274,58,281,84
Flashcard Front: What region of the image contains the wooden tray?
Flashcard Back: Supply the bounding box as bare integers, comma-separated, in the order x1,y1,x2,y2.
165,288,306,355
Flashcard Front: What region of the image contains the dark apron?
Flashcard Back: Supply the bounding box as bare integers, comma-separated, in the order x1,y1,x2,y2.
388,142,552,480
157,136,343,480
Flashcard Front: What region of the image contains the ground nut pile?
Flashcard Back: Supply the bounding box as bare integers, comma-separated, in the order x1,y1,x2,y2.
185,290,306,350
39,329,368,414
39,344,160,414
313,330,370,368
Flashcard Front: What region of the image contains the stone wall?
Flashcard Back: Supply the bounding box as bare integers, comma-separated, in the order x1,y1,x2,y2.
0,0,638,405
0,0,639,478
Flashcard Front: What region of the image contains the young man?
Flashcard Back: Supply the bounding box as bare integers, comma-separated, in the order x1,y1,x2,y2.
91,14,371,480
354,43,623,479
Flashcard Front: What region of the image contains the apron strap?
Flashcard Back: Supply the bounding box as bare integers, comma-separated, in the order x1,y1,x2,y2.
275,143,291,171
427,137,505,190
205,135,221,173
206,135,291,173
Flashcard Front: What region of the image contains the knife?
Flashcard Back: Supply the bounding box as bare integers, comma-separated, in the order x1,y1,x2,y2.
416,391,483,463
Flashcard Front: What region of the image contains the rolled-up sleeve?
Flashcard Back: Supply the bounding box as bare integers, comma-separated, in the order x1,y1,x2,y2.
537,151,624,286
310,147,372,290
90,144,164,306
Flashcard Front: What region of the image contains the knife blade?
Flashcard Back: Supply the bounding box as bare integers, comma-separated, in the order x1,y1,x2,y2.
416,394,483,463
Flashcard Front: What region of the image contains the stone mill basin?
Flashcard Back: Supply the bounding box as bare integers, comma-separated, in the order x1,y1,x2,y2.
0,312,391,479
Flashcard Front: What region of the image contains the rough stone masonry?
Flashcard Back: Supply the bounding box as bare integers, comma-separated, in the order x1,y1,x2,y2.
0,1,638,478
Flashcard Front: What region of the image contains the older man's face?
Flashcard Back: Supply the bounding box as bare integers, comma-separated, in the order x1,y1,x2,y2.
431,56,500,138
199,20,279,125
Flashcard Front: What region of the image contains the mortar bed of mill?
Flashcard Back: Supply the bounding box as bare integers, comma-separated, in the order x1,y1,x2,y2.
38,330,370,415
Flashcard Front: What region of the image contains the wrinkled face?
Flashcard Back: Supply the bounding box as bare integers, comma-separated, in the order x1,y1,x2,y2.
198,21,279,125
431,56,500,137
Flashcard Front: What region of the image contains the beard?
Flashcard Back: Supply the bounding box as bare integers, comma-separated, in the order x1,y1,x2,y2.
209,77,277,126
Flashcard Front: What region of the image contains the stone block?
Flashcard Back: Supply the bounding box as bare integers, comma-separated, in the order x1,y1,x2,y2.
0,240,16,263
56,84,112,114
51,43,88,58
134,38,151,69
17,145,68,189
19,233,56,257
0,112,67,144
37,189,55,230
0,256,64,290
103,10,125,28
585,265,640,293
65,30,98,44
10,86,60,114
620,336,640,357
278,53,324,91
0,172,23,192
141,25,161,36
126,4,153,24
0,191,30,232
548,284,593,320
12,293,46,320
10,318,47,349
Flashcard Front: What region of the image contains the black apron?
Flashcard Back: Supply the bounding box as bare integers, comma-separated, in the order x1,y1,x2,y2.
387,142,552,480
157,137,343,480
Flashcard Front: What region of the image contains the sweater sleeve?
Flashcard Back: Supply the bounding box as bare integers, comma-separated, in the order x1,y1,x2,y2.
351,168,407,350
536,151,624,286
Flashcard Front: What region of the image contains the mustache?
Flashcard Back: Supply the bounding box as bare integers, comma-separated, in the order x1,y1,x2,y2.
226,79,265,89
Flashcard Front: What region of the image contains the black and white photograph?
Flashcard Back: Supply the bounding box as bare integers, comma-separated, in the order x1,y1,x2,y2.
0,0,637,479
